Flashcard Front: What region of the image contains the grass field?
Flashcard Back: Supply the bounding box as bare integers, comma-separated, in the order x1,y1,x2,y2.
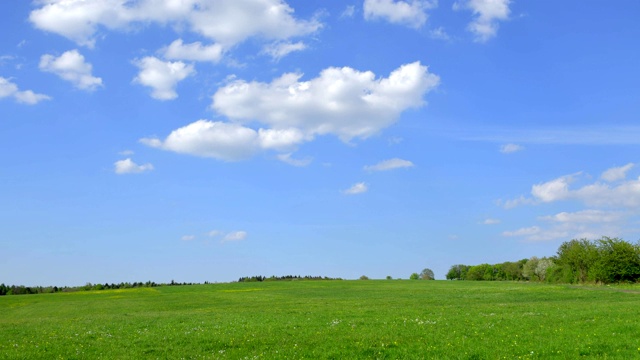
1,280,640,359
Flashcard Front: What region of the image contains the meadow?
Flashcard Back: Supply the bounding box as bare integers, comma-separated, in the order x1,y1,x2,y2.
1,280,639,359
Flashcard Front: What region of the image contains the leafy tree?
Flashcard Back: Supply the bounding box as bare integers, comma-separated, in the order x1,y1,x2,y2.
359,275,369,280
409,273,419,280
466,264,490,281
501,261,523,281
386,275,392,280
555,239,598,283
592,237,640,283
446,264,469,280
535,258,554,281
420,268,435,280
522,257,540,280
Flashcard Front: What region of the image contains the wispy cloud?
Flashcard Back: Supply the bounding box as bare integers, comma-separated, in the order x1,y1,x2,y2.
500,143,523,154
364,158,414,172
223,231,247,242
344,182,368,195
458,126,640,145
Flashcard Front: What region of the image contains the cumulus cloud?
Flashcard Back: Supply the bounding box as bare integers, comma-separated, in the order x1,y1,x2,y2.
181,235,196,241
142,62,438,161
261,41,307,61
363,0,435,28
531,174,577,203
364,158,414,171
212,61,439,142
39,50,103,91
140,120,306,161
601,163,634,182
29,0,322,48
0,77,51,105
114,158,154,174
453,0,511,42
344,182,368,195
502,226,540,237
520,172,640,208
133,57,195,100
500,143,523,154
223,231,247,242
162,39,223,63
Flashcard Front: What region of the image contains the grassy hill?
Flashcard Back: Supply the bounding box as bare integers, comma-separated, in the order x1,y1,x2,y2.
2,280,639,359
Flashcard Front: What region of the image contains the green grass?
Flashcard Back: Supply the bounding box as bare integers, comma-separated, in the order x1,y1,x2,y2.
1,281,640,359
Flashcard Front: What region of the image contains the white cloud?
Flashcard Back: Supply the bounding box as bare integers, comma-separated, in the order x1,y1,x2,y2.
181,235,196,241
363,0,435,29
517,172,640,209
143,62,438,161
212,61,439,142
277,153,312,167
162,39,223,63
29,0,322,48
261,41,307,61
454,0,511,42
0,77,51,105
141,120,307,161
119,150,134,156
39,50,103,91
601,163,634,182
344,182,368,195
133,57,195,100
540,210,624,224
502,226,540,237
482,218,501,225
207,230,222,237
341,5,356,18
500,143,523,154
503,211,627,242
364,158,414,171
223,231,247,242
429,27,451,41
114,158,154,174
531,174,577,203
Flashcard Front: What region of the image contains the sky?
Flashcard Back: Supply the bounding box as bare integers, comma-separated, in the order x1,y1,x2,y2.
2,0,640,285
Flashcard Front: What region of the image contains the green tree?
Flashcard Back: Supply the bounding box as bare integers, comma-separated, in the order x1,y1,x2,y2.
409,273,419,280
359,275,369,280
522,257,540,280
555,239,598,283
420,268,435,280
592,237,640,283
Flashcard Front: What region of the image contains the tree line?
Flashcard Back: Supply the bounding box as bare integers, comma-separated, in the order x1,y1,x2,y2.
446,237,640,284
238,275,343,282
0,280,210,296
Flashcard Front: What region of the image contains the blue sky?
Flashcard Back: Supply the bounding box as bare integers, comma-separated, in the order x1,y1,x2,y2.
2,0,640,285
